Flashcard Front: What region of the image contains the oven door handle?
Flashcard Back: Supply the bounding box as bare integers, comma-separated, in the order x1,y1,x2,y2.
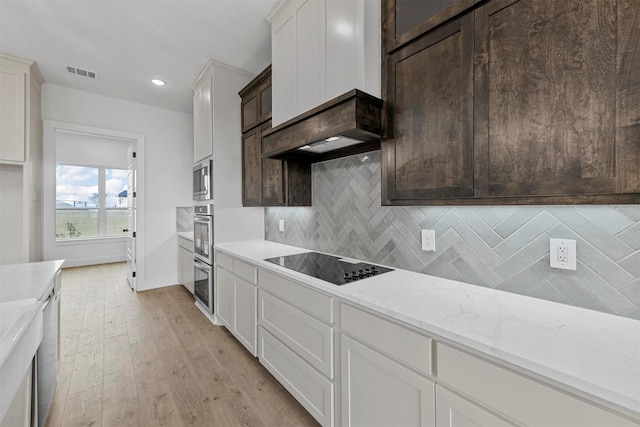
194,259,211,271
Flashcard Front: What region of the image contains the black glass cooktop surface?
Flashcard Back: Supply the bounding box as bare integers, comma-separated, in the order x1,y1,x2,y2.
264,251,393,285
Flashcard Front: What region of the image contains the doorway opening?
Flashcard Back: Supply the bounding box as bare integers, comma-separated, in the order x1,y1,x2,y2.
43,121,145,290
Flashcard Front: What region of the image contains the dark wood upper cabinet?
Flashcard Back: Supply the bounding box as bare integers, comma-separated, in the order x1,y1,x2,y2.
474,0,640,202
383,0,481,52
240,66,311,207
382,15,474,203
381,0,640,205
239,65,273,134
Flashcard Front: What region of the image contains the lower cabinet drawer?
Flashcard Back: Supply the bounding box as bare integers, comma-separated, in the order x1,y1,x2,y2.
259,289,333,378
436,343,638,427
258,327,334,427
340,303,432,376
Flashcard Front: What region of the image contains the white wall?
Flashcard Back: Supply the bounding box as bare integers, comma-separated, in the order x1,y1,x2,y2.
42,83,193,290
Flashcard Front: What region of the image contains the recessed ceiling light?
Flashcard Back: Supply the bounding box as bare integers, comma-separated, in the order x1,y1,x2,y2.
151,79,166,86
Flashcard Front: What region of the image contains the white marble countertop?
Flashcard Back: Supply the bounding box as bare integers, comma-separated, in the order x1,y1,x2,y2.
215,240,640,415
0,260,64,422
0,260,65,303
177,231,193,241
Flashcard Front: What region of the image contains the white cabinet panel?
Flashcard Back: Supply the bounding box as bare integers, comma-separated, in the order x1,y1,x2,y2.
177,236,194,294
259,289,333,378
325,0,358,100
341,334,435,427
193,70,213,163
269,0,380,126
233,258,257,285
216,251,233,271
271,12,297,126
436,343,637,427
340,303,432,376
234,277,257,354
259,327,334,426
259,269,333,322
435,385,514,427
216,266,234,329
215,252,257,356
0,69,25,162
295,0,326,114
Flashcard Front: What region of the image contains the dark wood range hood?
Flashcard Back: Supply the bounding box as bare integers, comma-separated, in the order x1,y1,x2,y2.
262,89,383,163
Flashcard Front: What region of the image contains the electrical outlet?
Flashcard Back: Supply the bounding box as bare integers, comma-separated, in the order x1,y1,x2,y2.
421,229,436,251
278,219,285,232
550,239,576,270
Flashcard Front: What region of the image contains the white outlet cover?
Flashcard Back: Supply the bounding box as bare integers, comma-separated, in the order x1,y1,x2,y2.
550,238,576,270
421,229,436,251
278,219,284,232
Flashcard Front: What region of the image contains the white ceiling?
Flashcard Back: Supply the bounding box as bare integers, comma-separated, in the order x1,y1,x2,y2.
0,0,278,114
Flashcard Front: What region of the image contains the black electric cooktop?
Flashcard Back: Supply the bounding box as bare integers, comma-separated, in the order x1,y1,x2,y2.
264,252,393,285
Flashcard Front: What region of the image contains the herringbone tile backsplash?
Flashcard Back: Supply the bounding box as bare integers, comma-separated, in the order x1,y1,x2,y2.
265,151,640,319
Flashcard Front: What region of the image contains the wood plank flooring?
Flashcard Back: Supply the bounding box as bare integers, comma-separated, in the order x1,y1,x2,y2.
45,262,318,427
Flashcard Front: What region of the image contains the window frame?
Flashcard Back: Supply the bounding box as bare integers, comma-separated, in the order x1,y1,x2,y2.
55,163,128,241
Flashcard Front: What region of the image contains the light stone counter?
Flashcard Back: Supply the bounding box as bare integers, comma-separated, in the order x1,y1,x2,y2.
177,231,194,241
0,260,64,423
215,239,640,416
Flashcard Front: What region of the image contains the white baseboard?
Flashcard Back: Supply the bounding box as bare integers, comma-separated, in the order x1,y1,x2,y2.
61,255,126,268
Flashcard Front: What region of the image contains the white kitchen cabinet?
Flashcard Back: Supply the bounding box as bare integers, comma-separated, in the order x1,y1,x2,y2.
177,236,194,294
339,302,435,427
267,0,381,127
259,326,334,427
435,385,514,427
192,67,213,163
215,251,258,356
216,266,235,329
0,65,25,162
0,55,43,265
191,61,264,244
340,334,435,427
0,359,32,427
256,269,335,426
435,343,638,427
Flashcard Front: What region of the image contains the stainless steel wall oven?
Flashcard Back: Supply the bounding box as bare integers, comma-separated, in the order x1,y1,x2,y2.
193,205,214,313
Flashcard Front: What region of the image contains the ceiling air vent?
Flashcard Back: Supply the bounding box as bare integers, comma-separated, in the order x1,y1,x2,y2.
66,65,97,79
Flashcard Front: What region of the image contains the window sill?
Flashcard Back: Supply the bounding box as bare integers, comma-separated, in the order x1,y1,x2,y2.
55,236,127,245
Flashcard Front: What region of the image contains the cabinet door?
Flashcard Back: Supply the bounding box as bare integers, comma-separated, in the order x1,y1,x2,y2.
341,334,435,427
193,73,213,163
242,126,262,206
435,386,514,427
262,157,285,206
383,0,466,52
241,89,259,133
234,277,257,356
382,14,474,204
271,6,298,126
243,121,287,207
183,250,194,294
0,68,25,162
474,0,640,200
216,267,234,329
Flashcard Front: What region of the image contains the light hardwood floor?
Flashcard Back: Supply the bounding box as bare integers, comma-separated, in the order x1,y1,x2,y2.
45,262,318,427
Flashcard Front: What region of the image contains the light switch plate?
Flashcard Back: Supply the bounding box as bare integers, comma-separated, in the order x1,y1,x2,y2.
550,239,576,270
421,230,436,251
278,219,285,232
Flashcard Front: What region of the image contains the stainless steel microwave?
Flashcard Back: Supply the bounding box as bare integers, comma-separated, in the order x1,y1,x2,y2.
193,160,213,201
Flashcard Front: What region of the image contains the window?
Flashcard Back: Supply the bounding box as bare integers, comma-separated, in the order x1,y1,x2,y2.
56,165,128,240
